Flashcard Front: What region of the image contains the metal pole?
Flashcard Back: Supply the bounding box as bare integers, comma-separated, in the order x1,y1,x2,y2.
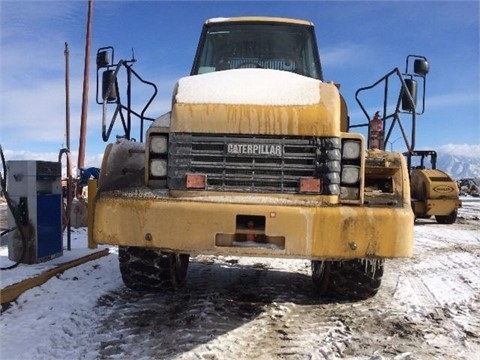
78,0,93,182
64,42,70,151
64,42,72,250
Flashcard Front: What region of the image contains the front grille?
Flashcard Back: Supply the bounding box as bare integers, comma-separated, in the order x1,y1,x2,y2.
168,133,341,194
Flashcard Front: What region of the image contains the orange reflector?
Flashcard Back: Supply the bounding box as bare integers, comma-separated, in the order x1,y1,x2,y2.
299,178,321,193
186,174,206,189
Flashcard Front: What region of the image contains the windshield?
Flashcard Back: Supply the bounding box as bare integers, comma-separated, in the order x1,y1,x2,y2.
191,22,323,80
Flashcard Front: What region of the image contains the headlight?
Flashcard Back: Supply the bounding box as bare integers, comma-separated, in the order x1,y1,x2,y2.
150,136,168,154
341,165,360,184
342,140,361,159
340,186,360,200
150,159,167,177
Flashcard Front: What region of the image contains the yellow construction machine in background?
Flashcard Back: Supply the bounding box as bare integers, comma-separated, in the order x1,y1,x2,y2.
404,150,461,224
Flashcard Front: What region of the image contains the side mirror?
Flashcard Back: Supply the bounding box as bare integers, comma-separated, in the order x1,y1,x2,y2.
414,59,429,77
401,78,417,112
96,50,110,68
102,70,117,101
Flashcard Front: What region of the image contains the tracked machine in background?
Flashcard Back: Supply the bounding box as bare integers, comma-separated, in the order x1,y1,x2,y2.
92,17,423,300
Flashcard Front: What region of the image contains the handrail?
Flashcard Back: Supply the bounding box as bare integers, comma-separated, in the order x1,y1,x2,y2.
353,67,420,152
96,50,158,143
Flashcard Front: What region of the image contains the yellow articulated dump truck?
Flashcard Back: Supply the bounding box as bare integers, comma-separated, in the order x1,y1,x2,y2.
93,17,416,299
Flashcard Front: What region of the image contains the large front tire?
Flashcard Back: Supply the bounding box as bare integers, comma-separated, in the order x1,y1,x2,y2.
311,259,384,300
119,246,189,291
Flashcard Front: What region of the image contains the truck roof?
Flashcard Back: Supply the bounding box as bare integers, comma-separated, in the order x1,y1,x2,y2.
205,16,314,27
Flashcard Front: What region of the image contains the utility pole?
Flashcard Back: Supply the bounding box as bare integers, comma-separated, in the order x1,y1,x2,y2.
389,136,402,152
64,42,70,150
64,42,72,250
78,0,93,180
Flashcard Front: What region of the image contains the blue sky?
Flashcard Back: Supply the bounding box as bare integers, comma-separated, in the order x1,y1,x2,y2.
1,0,479,170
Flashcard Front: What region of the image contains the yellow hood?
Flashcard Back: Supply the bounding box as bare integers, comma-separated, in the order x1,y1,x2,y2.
170,69,341,136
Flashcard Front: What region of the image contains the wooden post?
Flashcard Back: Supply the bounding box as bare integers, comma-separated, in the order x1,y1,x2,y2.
87,178,97,249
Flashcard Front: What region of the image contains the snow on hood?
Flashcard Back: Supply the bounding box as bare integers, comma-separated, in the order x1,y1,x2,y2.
175,69,322,106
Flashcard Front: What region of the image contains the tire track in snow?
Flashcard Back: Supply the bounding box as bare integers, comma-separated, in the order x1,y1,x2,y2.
91,256,479,360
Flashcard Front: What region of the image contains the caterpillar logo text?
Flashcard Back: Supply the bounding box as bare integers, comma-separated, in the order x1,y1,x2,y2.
227,143,283,157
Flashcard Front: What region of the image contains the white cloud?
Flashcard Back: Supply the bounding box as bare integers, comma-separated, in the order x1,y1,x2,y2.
436,144,480,159
1,77,85,146
2,149,61,163
1,2,85,76
427,92,480,108
321,43,366,68
0,1,97,154
1,149,103,178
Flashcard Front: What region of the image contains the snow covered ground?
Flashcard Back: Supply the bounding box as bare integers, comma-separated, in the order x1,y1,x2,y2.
1,198,479,359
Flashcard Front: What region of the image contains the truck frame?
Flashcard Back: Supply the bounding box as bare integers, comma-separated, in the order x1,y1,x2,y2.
93,17,417,299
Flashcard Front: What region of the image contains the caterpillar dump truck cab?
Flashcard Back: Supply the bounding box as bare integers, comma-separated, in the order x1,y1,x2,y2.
93,17,415,299
404,150,461,224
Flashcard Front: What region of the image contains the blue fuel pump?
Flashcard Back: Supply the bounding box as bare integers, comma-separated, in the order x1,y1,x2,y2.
6,161,63,264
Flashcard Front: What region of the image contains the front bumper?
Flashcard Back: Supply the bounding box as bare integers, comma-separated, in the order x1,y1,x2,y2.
93,190,414,259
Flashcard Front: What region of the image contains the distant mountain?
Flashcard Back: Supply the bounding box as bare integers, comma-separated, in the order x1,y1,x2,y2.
436,151,480,179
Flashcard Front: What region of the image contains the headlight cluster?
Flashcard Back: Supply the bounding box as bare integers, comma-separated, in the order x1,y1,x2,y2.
149,134,168,179
340,139,362,200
